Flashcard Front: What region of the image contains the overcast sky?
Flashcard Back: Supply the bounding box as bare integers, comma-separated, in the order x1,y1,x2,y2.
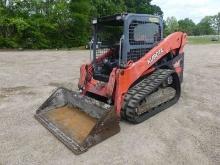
152,0,220,23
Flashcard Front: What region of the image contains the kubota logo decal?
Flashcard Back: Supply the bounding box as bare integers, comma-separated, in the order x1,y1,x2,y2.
147,48,164,65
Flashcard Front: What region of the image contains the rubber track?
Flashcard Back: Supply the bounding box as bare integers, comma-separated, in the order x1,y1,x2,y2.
122,69,176,124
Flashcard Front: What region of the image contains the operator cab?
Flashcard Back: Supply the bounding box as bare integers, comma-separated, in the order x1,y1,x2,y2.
91,13,163,82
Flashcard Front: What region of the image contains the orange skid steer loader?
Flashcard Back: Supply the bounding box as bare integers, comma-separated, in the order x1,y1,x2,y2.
35,13,187,154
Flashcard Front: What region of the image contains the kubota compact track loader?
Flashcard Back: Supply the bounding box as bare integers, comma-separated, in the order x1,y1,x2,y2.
35,13,187,154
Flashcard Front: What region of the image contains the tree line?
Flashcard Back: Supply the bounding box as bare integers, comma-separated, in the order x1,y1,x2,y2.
0,0,162,49
0,0,219,49
165,13,220,36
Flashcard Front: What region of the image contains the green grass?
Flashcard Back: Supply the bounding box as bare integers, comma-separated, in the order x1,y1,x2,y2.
188,36,220,44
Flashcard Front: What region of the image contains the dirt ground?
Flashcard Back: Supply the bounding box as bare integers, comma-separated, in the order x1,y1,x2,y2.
0,44,220,165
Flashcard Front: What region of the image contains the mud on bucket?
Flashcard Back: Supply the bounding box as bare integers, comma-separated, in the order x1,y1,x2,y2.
35,87,120,154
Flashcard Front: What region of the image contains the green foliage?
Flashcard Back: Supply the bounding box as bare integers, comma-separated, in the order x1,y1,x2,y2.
196,16,215,35
0,0,219,48
164,15,217,36
178,18,196,35
211,12,220,40
125,0,163,15
69,0,91,47
164,17,179,36
91,0,125,17
0,0,164,49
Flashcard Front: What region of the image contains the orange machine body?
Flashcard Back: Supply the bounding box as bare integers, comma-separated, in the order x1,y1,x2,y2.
79,32,187,116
